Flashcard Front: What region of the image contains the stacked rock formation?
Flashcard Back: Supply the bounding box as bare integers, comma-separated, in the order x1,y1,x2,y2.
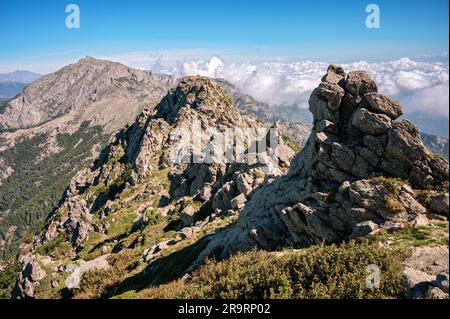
194,65,449,261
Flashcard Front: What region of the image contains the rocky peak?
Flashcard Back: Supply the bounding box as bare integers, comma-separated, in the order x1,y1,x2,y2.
155,76,245,126
193,65,449,263
290,65,447,189
0,57,175,131
31,75,294,260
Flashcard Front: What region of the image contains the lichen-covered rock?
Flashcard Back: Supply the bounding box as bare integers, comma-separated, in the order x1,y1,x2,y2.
386,120,428,165
349,221,379,239
403,267,436,299
403,247,449,299
179,205,197,227
429,193,449,217
321,65,344,84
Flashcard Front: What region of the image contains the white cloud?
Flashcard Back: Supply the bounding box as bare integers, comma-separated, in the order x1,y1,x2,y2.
346,58,449,117
149,56,448,119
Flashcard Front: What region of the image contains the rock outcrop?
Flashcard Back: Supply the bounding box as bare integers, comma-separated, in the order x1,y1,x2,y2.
12,255,47,299
404,246,449,299
33,76,295,254
194,65,449,262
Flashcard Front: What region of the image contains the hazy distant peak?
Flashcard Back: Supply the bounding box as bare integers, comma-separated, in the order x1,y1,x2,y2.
0,70,42,84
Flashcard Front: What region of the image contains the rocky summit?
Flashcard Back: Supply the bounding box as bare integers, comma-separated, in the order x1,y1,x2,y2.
4,65,449,300
0,56,174,132
194,65,448,263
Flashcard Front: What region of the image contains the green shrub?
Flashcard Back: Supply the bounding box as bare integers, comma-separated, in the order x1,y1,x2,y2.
35,233,69,257
91,183,108,197
384,195,406,213
145,208,166,226
74,249,138,299
281,133,302,153
0,262,21,299
137,241,406,299
375,176,406,195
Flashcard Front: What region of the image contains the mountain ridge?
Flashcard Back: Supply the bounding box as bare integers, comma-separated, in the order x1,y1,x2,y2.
0,57,175,132
7,66,449,300
0,57,176,261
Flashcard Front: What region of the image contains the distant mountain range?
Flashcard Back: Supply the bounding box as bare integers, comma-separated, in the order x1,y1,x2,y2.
0,70,41,84
0,71,42,99
0,82,28,99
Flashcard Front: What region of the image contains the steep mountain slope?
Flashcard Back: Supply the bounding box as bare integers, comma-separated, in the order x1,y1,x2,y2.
421,133,449,159
11,76,296,299
0,57,175,260
0,57,173,131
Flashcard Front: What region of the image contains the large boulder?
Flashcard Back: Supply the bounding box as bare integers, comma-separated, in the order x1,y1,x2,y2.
349,221,379,239
345,71,378,97
321,64,345,85
429,193,449,217
352,107,392,135
363,93,404,120
386,120,428,164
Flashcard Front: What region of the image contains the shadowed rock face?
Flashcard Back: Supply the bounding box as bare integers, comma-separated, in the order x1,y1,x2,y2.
194,65,449,263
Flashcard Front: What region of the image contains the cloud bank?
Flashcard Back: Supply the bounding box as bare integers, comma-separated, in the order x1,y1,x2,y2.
147,56,448,120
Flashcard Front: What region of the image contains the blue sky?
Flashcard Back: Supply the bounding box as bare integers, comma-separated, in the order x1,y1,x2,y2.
0,0,448,73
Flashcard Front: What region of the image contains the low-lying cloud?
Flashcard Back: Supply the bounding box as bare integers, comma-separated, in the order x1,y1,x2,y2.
151,56,449,120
